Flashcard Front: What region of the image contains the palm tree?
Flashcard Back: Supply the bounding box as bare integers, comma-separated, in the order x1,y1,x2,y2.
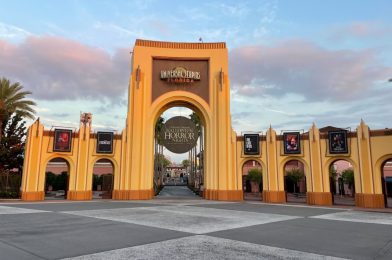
189,112,203,187
0,78,36,141
154,116,165,185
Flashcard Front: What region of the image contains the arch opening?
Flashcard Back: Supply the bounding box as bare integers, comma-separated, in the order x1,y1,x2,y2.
381,159,392,208
284,160,307,204
92,158,114,199
153,105,205,199
329,159,355,206
242,160,263,201
44,157,70,200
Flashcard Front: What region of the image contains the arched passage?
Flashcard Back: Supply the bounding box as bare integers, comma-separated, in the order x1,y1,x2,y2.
329,159,355,206
44,157,70,200
242,159,263,201
92,158,114,199
151,98,208,198
284,159,307,203
381,159,392,208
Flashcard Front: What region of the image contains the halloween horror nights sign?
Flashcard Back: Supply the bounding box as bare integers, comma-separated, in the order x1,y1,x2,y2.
160,116,199,154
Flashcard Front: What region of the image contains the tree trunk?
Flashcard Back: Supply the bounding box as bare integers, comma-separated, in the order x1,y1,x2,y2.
0,120,3,142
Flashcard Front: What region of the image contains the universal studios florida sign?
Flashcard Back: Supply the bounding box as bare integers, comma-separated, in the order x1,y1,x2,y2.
160,66,201,83
160,116,199,154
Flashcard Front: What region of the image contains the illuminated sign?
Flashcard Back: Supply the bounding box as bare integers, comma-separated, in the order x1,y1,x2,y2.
160,66,200,83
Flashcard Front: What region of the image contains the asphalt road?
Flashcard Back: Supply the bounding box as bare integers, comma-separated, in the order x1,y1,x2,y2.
0,186,392,260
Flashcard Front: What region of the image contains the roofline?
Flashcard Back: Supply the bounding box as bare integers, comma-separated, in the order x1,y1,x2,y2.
135,39,226,49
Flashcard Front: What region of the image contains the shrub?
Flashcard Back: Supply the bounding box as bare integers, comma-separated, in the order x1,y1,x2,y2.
246,168,262,184
286,168,304,193
0,191,19,198
342,169,354,187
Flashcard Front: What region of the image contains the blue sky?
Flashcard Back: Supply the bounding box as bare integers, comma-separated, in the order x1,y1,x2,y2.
1,0,392,162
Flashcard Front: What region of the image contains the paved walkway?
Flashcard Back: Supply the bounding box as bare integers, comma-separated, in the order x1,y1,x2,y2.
1,191,392,259
156,185,200,199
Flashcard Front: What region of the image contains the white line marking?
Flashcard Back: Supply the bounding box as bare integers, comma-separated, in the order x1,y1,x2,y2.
62,205,301,234
0,205,49,214
310,211,392,225
62,235,349,260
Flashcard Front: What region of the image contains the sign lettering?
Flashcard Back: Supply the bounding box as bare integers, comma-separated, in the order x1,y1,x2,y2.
160,66,201,83
160,116,199,154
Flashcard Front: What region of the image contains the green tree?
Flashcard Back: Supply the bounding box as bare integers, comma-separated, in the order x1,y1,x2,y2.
155,154,171,169
45,172,56,191
286,168,304,193
329,166,338,179
155,116,165,144
190,112,202,132
54,171,68,191
246,168,262,184
341,169,354,185
0,113,27,171
182,159,190,168
0,78,36,142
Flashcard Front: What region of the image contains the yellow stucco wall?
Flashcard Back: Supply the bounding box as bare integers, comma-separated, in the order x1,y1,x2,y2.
21,39,392,208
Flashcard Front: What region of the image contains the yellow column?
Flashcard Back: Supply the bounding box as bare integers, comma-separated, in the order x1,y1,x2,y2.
21,120,45,200
68,124,92,200
356,120,384,208
263,126,285,203
307,123,332,206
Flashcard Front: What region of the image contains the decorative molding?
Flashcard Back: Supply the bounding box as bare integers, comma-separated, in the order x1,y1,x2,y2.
135,39,226,49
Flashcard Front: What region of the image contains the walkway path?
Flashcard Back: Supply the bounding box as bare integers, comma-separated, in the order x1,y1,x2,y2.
1,198,392,259
156,185,200,199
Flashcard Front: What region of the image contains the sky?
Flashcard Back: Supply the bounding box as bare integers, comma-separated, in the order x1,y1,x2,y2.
1,0,392,162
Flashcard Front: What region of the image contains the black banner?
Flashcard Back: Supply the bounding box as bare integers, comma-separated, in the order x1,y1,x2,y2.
283,132,301,154
328,130,348,154
53,129,72,152
96,132,114,153
244,134,260,155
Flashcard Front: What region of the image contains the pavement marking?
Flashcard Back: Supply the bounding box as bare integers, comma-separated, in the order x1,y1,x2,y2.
62,205,300,234
245,201,350,211
0,205,49,214
62,235,349,260
310,211,392,225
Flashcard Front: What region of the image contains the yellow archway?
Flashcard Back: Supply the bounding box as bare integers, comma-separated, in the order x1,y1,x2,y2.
149,92,211,192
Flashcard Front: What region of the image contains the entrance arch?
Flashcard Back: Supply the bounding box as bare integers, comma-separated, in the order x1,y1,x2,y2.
283,159,307,203
153,105,205,197
242,159,263,201
92,158,114,199
44,157,70,200
149,93,211,198
381,158,392,207
329,159,356,206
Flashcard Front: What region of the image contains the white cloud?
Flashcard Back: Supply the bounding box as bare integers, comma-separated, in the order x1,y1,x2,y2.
0,22,32,41
230,39,392,102
0,36,130,101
